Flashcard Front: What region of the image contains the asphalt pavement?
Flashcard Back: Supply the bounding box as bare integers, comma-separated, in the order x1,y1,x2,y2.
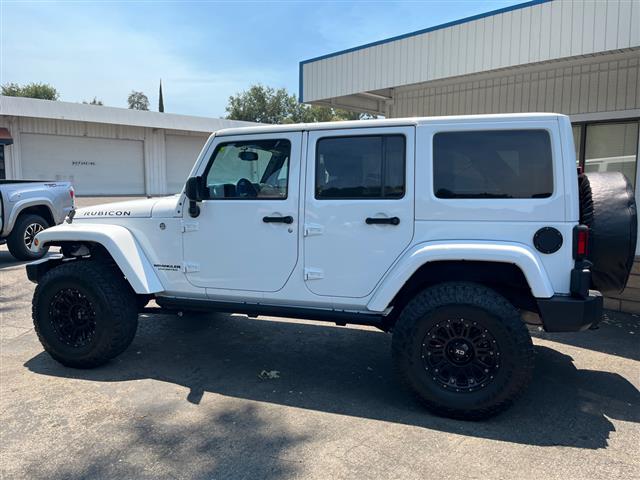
1,196,639,479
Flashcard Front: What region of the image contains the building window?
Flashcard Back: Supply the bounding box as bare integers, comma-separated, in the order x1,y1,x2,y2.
433,130,553,199
584,121,639,188
315,135,405,199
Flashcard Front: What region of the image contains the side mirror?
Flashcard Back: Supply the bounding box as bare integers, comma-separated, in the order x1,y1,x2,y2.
185,176,205,201
185,176,205,217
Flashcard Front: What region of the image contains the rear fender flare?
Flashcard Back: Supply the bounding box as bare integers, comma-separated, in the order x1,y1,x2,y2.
367,241,555,312
32,223,164,294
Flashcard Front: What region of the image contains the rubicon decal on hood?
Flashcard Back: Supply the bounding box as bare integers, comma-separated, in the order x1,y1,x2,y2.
74,198,161,219
81,210,131,216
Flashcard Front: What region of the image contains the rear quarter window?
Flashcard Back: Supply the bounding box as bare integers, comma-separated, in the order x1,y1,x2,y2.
433,130,553,199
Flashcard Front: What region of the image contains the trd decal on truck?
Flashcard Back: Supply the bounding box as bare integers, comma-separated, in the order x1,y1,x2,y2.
81,210,131,216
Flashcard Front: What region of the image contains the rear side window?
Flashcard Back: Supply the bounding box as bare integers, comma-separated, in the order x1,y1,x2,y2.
316,135,405,199
433,130,553,199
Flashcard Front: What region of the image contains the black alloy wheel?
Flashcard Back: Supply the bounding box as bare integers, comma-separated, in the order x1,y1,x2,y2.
422,317,500,392
49,287,98,348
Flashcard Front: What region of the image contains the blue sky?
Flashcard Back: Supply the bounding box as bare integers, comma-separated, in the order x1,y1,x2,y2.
2,0,524,118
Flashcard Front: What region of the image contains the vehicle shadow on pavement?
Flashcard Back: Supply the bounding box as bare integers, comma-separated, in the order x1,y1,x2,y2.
25,313,640,451
20,402,307,480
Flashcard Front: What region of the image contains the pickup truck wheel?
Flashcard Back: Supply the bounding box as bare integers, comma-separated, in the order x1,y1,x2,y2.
7,213,49,260
32,261,138,368
392,282,534,420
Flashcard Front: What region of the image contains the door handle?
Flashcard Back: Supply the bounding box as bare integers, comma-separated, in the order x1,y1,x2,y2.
365,216,400,225
263,215,294,224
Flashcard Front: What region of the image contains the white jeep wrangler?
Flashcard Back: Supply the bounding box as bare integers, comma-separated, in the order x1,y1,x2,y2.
27,114,637,419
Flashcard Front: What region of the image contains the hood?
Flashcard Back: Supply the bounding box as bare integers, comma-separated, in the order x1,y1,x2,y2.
75,198,160,219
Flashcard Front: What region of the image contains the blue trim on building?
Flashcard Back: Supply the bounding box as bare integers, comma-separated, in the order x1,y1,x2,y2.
299,0,553,102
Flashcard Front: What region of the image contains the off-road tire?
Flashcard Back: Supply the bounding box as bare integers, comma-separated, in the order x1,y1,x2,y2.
7,213,49,260
32,260,138,368
392,282,534,420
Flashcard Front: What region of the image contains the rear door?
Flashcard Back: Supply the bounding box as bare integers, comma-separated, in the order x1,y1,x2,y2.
303,126,415,298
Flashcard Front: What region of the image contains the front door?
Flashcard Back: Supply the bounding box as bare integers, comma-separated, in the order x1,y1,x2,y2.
183,132,302,292
304,126,415,298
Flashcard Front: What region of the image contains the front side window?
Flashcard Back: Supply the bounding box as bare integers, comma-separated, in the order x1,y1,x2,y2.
204,139,290,199
433,130,553,199
315,135,405,199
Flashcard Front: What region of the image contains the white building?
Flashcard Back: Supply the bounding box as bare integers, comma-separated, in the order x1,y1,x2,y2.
0,96,252,195
299,0,640,312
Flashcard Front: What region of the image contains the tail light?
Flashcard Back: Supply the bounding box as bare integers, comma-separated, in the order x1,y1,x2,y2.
69,186,75,198
573,225,589,259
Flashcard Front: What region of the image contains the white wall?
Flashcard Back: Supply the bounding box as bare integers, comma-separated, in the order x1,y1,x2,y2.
302,0,640,103
20,133,145,195
0,116,211,196
165,134,208,194
390,52,640,118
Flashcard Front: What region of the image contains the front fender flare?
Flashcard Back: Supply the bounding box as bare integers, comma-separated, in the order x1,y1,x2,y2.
367,241,555,312
32,223,164,294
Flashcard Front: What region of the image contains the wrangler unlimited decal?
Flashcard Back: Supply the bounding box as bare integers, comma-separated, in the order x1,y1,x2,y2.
153,263,181,272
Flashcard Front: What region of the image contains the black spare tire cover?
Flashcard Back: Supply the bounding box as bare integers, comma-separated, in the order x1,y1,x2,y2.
578,172,637,294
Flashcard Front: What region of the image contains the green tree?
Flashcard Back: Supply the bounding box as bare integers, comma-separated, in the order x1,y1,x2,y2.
225,85,293,124
225,84,369,124
82,97,103,105
1,82,59,100
158,80,164,112
127,90,149,110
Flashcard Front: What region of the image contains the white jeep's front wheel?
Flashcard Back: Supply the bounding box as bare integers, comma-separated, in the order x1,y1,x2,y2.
32,261,138,368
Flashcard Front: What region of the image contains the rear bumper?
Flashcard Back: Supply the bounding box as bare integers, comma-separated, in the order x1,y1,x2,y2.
537,291,603,332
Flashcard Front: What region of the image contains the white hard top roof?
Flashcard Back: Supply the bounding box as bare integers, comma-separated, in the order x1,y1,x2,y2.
215,113,565,137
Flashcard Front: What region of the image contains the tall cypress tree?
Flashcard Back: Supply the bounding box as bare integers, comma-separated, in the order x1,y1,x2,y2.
158,80,164,112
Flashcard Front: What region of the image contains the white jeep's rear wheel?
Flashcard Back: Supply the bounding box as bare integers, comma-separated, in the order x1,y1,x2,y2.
392,282,534,420
32,261,138,368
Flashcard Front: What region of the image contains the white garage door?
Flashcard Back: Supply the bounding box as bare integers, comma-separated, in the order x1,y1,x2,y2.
166,134,207,194
21,133,145,195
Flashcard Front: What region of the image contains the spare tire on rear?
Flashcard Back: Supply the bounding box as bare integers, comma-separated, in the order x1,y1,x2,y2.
578,171,637,294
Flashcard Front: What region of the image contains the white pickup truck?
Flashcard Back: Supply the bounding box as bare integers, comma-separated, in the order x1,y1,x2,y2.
0,180,74,260
26,114,636,419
